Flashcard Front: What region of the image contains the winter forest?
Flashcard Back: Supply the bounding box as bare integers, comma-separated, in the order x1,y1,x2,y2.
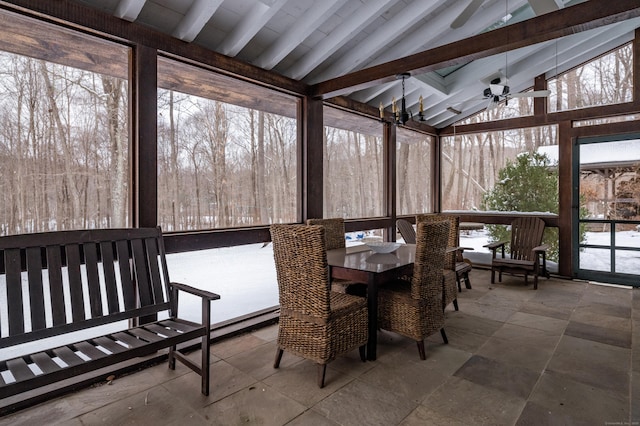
0,42,634,236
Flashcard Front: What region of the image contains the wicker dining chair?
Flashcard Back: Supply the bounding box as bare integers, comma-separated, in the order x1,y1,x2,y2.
270,224,368,388
307,218,366,296
378,220,450,360
416,214,473,291
415,214,461,311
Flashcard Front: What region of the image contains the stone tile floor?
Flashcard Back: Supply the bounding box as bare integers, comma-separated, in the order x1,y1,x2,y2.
1,269,638,425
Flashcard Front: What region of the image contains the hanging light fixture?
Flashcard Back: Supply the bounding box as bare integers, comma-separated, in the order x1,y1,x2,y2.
379,73,425,125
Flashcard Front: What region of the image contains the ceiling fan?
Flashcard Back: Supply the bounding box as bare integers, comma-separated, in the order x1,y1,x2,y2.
483,77,551,110
451,0,561,29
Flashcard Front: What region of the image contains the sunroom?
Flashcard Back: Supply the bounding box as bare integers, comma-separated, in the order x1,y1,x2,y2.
0,0,638,423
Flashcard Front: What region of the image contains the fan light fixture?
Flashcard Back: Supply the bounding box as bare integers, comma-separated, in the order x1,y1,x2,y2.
379,73,425,125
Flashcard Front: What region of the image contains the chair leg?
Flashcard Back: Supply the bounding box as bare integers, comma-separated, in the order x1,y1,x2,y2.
440,328,448,344
456,275,462,292
317,364,327,388
201,335,211,396
534,273,538,290
417,340,426,360
453,299,459,311
491,268,496,284
168,344,176,370
274,348,284,368
359,345,366,362
464,273,472,289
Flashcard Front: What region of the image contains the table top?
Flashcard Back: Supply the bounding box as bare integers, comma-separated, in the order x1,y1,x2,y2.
327,244,416,274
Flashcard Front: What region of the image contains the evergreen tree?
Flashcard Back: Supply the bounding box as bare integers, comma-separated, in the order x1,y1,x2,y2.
481,152,561,261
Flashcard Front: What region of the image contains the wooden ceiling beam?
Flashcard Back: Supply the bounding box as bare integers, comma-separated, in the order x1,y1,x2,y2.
311,0,640,99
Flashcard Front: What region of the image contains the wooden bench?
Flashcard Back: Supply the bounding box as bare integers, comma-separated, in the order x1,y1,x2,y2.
0,227,219,412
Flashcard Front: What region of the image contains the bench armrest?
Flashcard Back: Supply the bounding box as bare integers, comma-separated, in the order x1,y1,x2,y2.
484,240,507,259
484,240,506,249
170,282,221,300
532,244,549,253
170,282,220,330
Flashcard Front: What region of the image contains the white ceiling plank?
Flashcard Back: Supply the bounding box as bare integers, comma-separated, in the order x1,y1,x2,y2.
173,0,224,42
288,0,399,80
307,1,444,84
114,0,146,21
528,0,562,16
255,0,348,70
218,0,288,57
432,25,637,128
366,0,530,70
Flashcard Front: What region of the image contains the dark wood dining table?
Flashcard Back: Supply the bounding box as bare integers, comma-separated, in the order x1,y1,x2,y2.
326,243,416,360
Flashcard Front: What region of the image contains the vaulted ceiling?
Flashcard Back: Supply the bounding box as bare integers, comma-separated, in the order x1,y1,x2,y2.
73,0,640,129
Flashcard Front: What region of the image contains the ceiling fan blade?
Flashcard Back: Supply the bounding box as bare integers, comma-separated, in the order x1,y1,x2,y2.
451,0,486,29
510,90,551,98
528,0,560,16
486,98,498,112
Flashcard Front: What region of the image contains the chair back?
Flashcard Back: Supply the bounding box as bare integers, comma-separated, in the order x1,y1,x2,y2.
396,219,416,244
510,217,545,261
411,220,450,300
416,214,459,269
270,224,331,319
307,218,345,250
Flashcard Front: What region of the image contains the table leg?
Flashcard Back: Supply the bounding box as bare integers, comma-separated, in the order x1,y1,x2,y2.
366,275,377,361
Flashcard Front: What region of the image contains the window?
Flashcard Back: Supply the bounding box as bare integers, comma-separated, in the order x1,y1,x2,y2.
165,244,278,324
157,57,299,231
0,10,130,235
323,107,384,218
396,128,434,215
548,43,633,112
441,125,557,212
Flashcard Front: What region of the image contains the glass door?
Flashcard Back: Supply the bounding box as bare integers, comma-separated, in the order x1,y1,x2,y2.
573,134,640,287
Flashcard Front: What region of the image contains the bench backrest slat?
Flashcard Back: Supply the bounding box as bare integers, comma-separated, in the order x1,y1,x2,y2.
5,248,24,336
84,242,103,318
1,227,173,347
26,247,46,331
66,243,86,323
145,237,165,303
116,239,136,311
46,245,67,326
131,238,153,307
100,241,119,314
